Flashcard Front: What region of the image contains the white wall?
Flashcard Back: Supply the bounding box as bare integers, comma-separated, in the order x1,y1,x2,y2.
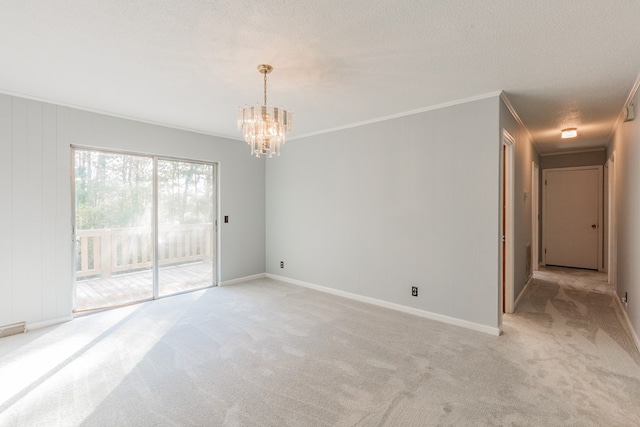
266,96,501,331
608,84,640,338
0,93,266,327
499,99,539,303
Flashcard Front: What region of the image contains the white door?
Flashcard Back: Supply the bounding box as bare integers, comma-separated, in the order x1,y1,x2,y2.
543,166,602,269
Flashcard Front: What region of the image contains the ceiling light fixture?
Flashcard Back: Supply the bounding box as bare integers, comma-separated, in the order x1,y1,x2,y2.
237,64,293,158
561,128,577,139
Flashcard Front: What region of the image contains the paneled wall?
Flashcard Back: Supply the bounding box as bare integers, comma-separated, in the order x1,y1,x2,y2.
0,94,266,327
0,98,68,325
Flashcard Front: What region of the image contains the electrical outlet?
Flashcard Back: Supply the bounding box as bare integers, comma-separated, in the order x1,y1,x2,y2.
412,286,418,297
280,261,284,268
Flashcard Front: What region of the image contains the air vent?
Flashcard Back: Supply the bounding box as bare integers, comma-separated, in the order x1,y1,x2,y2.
0,321,26,338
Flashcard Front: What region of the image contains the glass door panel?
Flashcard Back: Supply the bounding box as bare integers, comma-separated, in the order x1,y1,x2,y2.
157,159,215,297
74,150,154,311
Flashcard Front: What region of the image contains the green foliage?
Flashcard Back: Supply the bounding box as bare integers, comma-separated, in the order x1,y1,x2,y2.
75,151,214,230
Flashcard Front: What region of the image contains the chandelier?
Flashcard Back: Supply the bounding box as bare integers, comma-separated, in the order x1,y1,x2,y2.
237,64,293,158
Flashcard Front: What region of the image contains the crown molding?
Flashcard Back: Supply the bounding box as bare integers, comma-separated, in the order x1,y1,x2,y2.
499,91,536,147
291,91,503,140
606,71,640,146
0,88,242,142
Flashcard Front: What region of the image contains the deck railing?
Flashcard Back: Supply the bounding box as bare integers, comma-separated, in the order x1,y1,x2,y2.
76,224,213,279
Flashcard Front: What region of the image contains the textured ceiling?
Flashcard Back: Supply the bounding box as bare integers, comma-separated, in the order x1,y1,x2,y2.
1,1,639,154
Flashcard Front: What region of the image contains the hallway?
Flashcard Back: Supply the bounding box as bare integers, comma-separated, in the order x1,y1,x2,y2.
512,266,638,364
531,266,610,294
502,265,640,421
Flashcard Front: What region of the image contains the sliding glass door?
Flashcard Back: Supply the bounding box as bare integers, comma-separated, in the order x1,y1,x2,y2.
73,150,154,311
157,159,216,296
73,148,217,312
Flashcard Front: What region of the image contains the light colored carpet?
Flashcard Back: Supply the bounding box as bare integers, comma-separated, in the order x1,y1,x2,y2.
1,268,640,426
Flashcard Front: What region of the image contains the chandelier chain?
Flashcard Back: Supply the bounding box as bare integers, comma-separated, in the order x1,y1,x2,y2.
263,72,267,106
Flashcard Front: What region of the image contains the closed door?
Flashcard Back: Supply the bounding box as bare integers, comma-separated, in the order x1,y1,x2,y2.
543,166,601,269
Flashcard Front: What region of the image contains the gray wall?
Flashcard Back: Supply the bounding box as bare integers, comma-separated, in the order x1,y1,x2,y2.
0,93,266,327
499,99,540,304
266,96,502,331
540,150,606,170
608,86,640,339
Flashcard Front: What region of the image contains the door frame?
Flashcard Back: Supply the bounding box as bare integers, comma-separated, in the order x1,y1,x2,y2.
155,156,219,298
606,154,616,286
71,146,219,312
501,130,515,314
541,165,603,270
531,162,539,272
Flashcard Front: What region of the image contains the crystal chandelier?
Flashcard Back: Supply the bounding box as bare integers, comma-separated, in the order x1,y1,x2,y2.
237,64,293,158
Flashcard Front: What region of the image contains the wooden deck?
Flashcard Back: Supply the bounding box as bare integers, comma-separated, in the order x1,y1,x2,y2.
75,262,215,312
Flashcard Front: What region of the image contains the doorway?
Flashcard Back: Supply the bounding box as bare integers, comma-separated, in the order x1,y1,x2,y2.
606,155,616,286
72,148,218,312
157,158,217,297
542,166,603,270
501,131,515,314
531,162,539,272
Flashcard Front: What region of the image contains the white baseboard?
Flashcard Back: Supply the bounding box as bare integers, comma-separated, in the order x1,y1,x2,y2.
266,273,500,336
219,273,266,287
27,315,73,332
513,274,534,312
613,292,640,353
